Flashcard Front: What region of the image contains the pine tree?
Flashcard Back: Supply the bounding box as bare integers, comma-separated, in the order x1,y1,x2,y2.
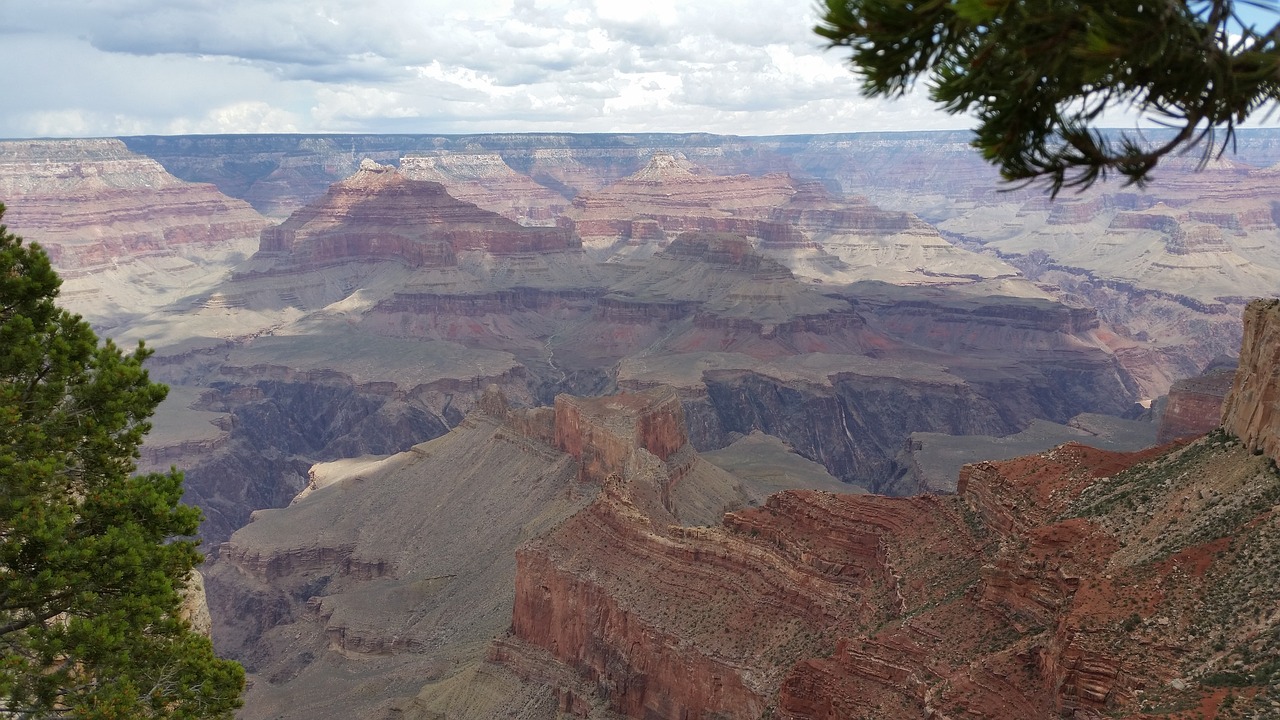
0,205,244,718
817,0,1280,193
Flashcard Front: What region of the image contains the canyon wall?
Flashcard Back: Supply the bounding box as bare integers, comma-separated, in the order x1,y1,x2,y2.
0,139,267,329
1221,298,1280,461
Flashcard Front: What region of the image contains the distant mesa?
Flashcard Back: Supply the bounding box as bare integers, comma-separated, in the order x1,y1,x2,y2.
0,139,266,268
623,150,697,182
257,161,580,268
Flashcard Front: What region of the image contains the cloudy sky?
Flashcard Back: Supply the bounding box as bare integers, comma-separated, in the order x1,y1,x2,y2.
0,0,975,138
2,1,1277,139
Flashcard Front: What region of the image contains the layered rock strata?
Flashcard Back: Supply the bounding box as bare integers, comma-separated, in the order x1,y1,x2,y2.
0,139,265,268
1221,298,1280,460
257,160,578,269
1156,357,1237,444
500,433,1280,720
399,152,569,225
562,152,1023,289
0,139,267,328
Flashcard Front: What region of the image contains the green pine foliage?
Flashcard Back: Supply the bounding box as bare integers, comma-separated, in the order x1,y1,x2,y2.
0,205,244,718
816,0,1280,194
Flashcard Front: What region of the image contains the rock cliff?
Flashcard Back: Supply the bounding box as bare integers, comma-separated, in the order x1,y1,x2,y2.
1156,357,1237,444
495,432,1280,720
1221,298,1280,460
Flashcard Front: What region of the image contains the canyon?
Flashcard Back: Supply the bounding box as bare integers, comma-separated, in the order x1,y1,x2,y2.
211,303,1280,719
3,130,1278,718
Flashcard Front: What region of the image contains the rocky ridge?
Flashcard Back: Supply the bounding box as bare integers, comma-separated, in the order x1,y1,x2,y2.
258,159,578,268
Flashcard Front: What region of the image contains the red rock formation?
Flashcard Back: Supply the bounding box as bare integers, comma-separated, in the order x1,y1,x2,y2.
499,381,1280,720
1157,362,1237,443
1221,298,1280,460
553,388,686,480
260,160,578,268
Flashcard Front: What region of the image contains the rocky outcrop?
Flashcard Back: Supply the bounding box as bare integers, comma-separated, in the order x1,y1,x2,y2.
553,389,686,478
179,571,214,638
1221,298,1280,460
258,160,578,268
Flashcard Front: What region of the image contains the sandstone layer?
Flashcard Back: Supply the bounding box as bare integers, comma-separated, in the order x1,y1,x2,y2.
399,152,568,225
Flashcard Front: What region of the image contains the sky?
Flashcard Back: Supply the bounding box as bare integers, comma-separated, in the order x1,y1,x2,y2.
2,0,1277,139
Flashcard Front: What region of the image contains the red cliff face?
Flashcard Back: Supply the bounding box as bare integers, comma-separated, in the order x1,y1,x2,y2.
508,389,983,719
553,388,686,484
1157,362,1237,444
1221,298,1280,461
259,161,579,268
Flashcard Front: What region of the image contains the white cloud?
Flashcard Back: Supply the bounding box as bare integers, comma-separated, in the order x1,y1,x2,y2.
171,102,302,134
1,0,982,138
